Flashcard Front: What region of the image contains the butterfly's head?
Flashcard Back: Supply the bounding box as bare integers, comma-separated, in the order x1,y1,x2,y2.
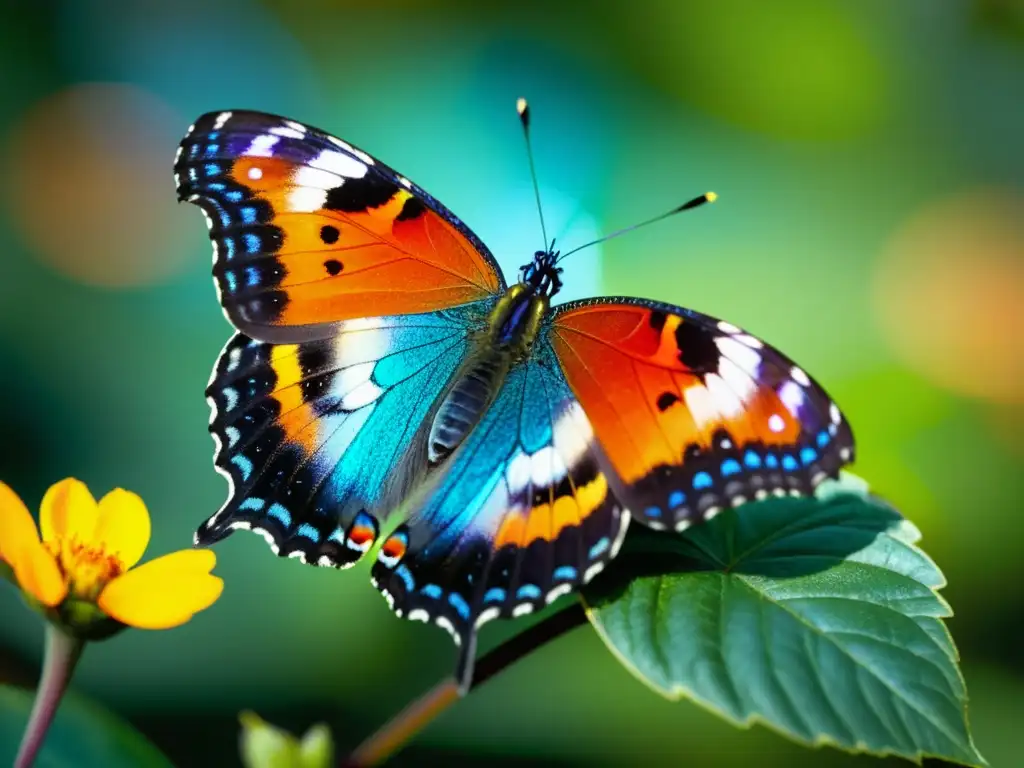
519,248,563,298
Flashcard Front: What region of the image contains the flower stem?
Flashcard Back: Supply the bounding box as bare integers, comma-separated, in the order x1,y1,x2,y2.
14,625,85,768
345,602,589,767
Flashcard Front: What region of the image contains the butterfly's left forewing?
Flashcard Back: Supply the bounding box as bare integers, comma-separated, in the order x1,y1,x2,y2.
549,298,855,531
175,110,505,342
371,338,629,688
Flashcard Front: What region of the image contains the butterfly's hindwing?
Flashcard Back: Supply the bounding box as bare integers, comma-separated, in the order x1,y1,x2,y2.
175,111,505,341
203,302,493,564
550,298,854,532
371,338,628,688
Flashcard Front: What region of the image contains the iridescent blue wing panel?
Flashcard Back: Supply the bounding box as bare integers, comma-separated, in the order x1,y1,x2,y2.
370,335,630,689
202,300,492,566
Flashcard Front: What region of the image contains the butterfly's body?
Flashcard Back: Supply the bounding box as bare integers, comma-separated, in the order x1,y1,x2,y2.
175,108,855,690
428,280,550,466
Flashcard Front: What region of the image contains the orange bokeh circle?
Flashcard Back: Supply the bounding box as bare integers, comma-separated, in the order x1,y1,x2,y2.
874,188,1024,403
3,83,192,288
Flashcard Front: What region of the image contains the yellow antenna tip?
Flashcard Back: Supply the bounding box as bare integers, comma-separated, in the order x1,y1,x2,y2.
706,191,718,203
516,97,528,115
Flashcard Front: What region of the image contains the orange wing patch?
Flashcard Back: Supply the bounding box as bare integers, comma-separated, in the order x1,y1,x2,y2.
176,110,504,341
551,300,854,532
552,305,798,483
267,344,321,454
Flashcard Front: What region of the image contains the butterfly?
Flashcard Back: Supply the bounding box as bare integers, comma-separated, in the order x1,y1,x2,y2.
174,106,855,690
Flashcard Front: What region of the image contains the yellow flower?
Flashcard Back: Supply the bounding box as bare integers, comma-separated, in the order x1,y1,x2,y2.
0,477,222,632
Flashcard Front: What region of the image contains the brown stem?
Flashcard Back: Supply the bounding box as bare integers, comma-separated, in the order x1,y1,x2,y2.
14,625,85,768
345,602,589,767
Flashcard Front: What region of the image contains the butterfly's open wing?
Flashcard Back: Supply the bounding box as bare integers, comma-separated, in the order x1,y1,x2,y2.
202,302,492,564
175,110,505,342
370,338,629,690
549,298,855,531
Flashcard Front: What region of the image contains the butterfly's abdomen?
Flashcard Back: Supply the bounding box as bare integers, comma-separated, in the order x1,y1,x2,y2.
428,354,508,465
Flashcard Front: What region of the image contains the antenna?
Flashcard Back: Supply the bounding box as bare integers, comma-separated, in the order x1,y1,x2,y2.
517,97,550,251
556,192,717,263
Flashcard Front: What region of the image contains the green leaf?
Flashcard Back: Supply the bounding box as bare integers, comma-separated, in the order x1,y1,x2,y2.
0,684,173,768
583,473,985,766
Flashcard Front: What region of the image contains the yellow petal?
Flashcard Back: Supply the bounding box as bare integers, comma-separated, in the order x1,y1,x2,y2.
40,478,98,546
0,481,41,566
14,540,67,607
93,489,150,569
97,549,222,629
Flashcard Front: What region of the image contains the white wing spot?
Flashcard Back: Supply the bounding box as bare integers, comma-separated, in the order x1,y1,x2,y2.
790,366,811,386
269,126,304,140
246,134,279,157
584,562,605,583
735,334,764,349
545,584,574,604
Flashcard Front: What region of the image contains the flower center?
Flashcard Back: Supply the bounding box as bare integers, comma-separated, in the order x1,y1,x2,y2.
46,537,124,601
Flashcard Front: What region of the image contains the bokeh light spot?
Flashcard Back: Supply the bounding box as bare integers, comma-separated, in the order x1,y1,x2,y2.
3,83,190,288
874,188,1024,403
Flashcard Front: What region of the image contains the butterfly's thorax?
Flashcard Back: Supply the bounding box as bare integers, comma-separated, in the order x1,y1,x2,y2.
427,284,548,465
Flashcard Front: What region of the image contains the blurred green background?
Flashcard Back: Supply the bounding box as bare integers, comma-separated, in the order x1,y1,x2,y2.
2,0,1023,765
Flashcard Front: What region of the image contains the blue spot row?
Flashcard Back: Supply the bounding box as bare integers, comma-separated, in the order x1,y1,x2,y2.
484,587,506,604
744,450,762,469
448,592,470,619
553,565,577,581
817,430,830,448
246,266,261,288
721,458,742,477
240,206,257,224
668,490,686,508
800,446,817,465
516,584,541,601
589,537,610,560
267,503,291,528
221,387,239,411
224,271,238,293
296,523,319,542
693,472,713,490
782,454,799,471
422,584,443,599
230,454,253,480
243,233,261,254
238,497,264,512
395,564,415,591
